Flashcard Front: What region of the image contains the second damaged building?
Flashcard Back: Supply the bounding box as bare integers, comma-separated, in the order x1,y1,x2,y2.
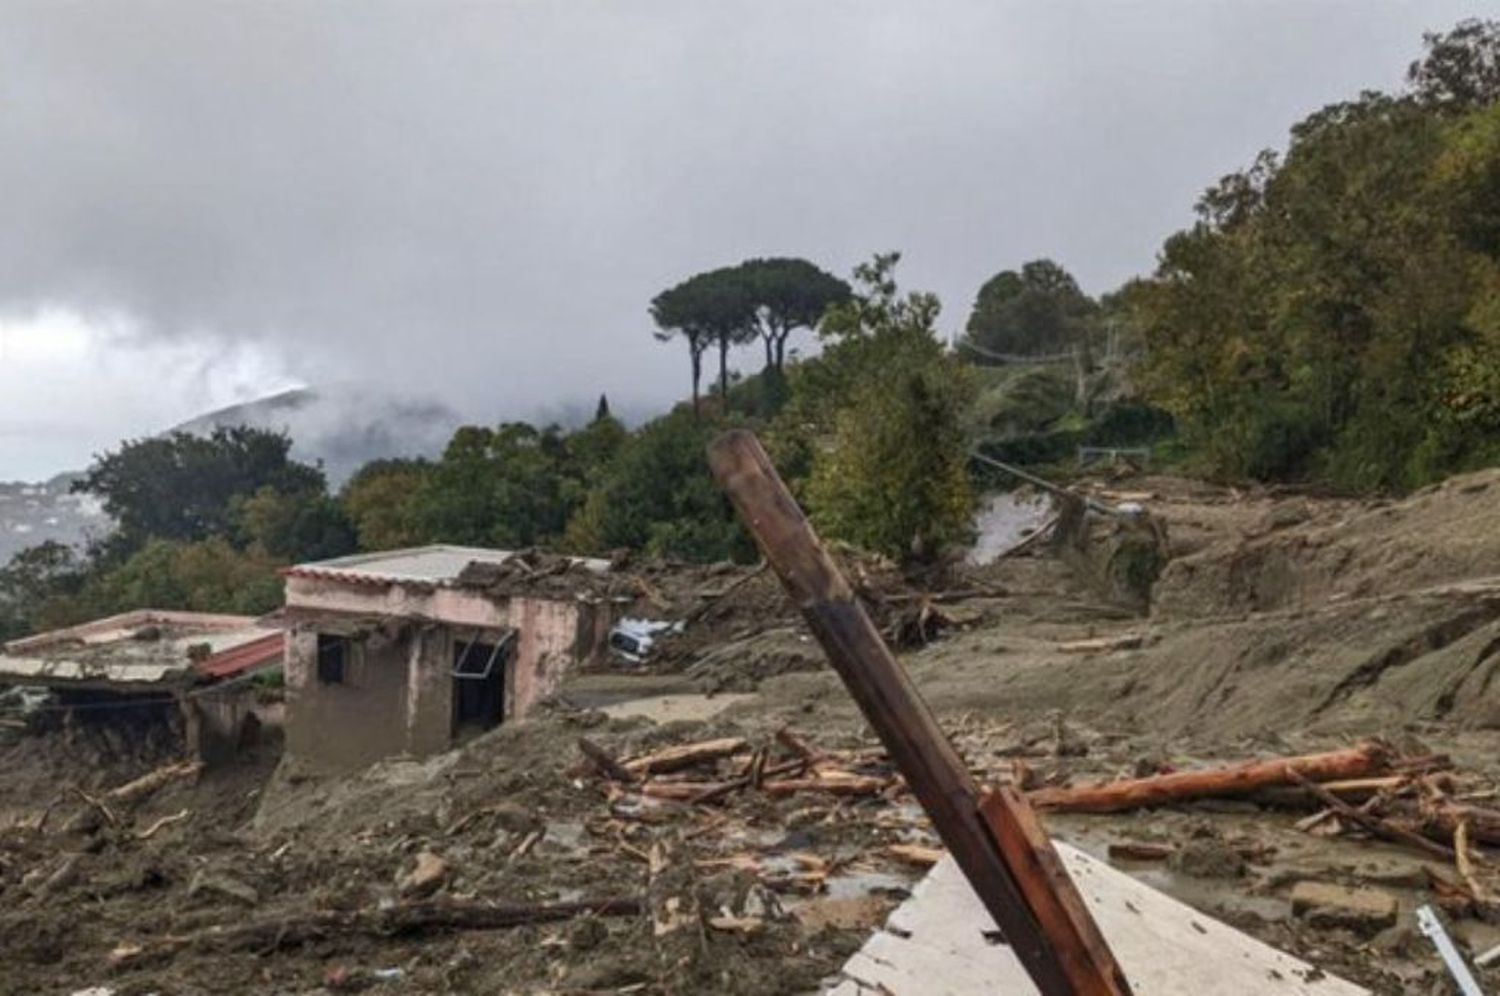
280,545,616,771
0,609,283,761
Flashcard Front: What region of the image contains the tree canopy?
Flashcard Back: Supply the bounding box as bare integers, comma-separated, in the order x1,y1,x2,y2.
961,259,1096,360
76,426,328,550
1128,20,1500,490
652,257,848,413
650,267,756,411
740,257,851,371
789,253,976,561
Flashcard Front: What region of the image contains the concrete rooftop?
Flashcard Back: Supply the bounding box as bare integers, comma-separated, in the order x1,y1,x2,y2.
285,544,609,587
0,610,279,688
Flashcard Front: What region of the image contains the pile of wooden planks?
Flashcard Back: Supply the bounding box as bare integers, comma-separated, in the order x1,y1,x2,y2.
578,728,901,808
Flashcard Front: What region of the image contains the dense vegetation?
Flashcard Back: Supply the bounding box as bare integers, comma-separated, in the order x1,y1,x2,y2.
2,20,1497,639
1129,20,1500,490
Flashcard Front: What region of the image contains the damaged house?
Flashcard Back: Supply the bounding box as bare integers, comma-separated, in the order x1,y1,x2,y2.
0,609,283,762
279,545,615,771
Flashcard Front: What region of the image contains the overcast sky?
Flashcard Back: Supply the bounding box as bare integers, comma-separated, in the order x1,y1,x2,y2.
0,0,1482,479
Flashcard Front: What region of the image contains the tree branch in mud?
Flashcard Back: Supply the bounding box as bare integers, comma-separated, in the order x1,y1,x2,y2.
578,737,639,784
108,896,643,967
106,761,203,806
1286,771,1455,861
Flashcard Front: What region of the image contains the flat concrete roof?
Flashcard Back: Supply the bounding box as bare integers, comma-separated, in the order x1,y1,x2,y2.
0,610,279,689
285,544,609,587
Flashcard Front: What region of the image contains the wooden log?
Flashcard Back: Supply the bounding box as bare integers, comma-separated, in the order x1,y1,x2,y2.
880,586,1010,604
775,727,826,765
107,760,203,806
991,516,1059,562
681,560,769,625
688,757,808,805
708,429,1128,996
135,809,190,841
982,787,1134,993
1455,820,1491,903
638,780,737,801
1029,743,1391,814
761,773,890,796
624,738,748,776
885,843,946,866
109,896,641,966
578,737,639,783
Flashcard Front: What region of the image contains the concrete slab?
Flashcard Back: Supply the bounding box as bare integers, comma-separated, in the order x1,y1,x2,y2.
827,844,1368,995
286,544,610,586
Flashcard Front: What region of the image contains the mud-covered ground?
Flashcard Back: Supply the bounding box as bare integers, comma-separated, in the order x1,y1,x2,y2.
4,468,1500,994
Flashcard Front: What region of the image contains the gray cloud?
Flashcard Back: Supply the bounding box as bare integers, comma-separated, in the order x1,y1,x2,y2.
0,0,1478,441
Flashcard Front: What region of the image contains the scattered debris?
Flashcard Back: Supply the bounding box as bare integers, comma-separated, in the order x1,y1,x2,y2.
3,466,1500,993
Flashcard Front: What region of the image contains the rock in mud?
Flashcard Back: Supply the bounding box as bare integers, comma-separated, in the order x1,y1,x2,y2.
1291,881,1399,935
570,916,608,951
397,850,449,898
1168,828,1246,879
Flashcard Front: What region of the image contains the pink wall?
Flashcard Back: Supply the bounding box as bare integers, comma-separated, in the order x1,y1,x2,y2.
285,577,510,629
509,597,583,717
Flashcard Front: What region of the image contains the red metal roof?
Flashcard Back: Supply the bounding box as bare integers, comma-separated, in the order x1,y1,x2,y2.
195,632,284,680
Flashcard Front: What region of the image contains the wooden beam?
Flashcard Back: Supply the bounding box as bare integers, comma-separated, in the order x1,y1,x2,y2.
981,786,1134,992
1028,743,1391,814
707,429,1130,996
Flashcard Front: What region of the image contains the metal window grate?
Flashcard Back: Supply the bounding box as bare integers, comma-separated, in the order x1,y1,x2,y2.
451,629,515,681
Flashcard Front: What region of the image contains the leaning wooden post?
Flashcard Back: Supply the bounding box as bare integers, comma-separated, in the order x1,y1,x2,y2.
708,429,1131,996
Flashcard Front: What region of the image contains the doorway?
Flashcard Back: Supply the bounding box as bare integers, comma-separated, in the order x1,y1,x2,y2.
451,631,512,737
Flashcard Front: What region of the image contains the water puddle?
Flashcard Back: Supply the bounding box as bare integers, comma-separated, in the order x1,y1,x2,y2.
969,491,1053,564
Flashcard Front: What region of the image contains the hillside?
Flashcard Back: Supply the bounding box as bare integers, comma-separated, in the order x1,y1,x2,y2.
169,385,462,486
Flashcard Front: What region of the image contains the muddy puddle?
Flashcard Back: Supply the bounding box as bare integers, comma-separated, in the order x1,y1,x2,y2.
969,490,1053,564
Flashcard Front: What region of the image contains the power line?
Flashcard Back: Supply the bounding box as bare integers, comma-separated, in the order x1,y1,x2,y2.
955,339,1074,364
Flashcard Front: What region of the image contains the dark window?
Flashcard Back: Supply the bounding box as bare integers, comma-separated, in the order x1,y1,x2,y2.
316,634,348,684
452,635,509,734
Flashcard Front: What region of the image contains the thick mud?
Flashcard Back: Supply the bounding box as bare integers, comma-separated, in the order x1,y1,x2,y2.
4,468,1500,994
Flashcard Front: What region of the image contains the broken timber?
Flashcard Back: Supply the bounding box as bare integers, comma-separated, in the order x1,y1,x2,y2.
708,429,1131,996
1029,742,1391,814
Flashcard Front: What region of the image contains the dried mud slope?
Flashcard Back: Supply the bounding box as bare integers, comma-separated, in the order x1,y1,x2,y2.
942,590,1500,739
891,469,1500,741
1153,467,1500,618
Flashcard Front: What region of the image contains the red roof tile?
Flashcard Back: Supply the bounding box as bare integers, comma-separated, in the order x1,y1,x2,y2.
195,632,284,679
